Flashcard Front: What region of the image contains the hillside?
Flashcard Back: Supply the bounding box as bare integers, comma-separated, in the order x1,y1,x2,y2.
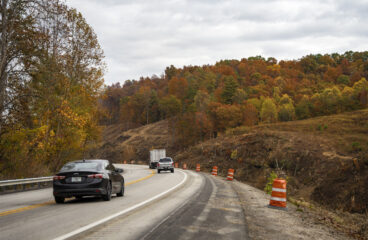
93,109,368,239
175,109,368,239
88,120,172,164
100,52,368,153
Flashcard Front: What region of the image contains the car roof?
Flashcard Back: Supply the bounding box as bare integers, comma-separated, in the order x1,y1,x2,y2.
70,159,109,164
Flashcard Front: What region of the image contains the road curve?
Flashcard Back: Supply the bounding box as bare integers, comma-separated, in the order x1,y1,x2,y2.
0,165,249,240
142,172,248,240
0,164,186,240
72,168,248,240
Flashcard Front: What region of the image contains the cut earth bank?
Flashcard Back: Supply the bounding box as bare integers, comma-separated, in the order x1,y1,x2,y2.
90,109,368,239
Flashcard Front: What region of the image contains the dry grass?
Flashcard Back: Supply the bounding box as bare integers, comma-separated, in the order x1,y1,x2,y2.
229,108,368,157
176,109,368,239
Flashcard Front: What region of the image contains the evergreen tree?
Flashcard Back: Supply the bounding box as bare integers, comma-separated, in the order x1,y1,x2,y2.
337,74,350,85
221,76,238,104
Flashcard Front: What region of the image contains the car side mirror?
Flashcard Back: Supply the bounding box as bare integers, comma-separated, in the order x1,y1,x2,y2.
115,168,124,173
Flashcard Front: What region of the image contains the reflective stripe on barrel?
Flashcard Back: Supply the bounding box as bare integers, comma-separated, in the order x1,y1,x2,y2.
211,166,218,176
227,169,234,181
269,178,287,208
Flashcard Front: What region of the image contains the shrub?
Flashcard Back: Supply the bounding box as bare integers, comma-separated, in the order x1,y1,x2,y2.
337,74,350,85
264,171,278,194
316,124,327,131
351,142,362,152
231,149,238,160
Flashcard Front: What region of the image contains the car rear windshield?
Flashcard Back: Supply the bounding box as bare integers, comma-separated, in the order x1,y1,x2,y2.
60,162,102,172
159,158,172,162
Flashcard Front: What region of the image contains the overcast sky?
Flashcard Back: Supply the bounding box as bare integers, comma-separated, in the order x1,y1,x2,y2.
66,0,368,85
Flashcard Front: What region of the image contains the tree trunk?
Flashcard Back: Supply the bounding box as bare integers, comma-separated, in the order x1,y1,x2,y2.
0,0,9,129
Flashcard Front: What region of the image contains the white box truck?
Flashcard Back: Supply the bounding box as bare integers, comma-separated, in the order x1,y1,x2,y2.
149,149,166,169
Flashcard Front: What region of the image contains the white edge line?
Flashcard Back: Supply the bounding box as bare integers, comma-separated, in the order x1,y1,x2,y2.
141,171,201,239
53,170,188,240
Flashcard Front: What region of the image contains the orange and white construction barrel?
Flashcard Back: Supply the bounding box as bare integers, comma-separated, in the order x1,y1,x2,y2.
269,178,287,209
183,163,187,170
123,160,127,164
196,164,201,172
227,169,234,181
211,166,218,176
174,162,178,168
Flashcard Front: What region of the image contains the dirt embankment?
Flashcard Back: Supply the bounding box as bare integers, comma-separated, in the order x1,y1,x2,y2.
173,109,368,239
174,129,367,239
93,109,368,239
88,120,174,164
175,130,368,213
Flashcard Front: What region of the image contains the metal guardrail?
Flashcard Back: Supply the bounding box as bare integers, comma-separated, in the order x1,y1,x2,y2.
0,176,53,194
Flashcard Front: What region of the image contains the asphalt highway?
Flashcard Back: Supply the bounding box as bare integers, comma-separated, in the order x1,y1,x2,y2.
0,164,248,240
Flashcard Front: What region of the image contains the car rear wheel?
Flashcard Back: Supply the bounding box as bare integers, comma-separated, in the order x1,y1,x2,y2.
171,169,174,173
55,196,65,204
117,181,124,197
157,169,160,174
102,182,112,201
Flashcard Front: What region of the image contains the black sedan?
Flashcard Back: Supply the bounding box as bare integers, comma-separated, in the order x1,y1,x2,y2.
53,159,124,203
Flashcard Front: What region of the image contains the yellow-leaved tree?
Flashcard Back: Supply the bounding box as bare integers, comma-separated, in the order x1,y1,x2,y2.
0,1,104,178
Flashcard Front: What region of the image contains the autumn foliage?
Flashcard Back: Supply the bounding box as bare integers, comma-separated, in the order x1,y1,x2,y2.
0,0,104,178
100,53,368,149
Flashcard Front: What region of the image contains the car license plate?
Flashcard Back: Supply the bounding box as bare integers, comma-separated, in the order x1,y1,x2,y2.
71,177,82,182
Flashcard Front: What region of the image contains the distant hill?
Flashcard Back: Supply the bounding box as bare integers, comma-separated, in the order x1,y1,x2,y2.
100,51,368,151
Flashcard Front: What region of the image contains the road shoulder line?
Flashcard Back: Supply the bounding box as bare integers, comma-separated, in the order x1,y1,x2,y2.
53,170,188,240
0,168,156,217
140,170,204,240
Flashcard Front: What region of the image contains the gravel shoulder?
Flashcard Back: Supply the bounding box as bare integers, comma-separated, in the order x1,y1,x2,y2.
231,179,353,240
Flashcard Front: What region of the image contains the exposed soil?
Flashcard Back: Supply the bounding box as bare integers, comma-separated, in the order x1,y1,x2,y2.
88,120,174,164
91,109,368,239
232,178,353,240
174,130,368,239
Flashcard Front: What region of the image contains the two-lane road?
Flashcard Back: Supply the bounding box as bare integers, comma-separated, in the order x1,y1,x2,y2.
0,165,249,240
0,165,187,240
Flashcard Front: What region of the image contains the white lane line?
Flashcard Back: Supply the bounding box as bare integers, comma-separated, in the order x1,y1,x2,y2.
53,170,187,240
141,171,203,240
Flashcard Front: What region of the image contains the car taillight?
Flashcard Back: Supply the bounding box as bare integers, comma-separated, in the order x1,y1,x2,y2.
53,176,65,180
157,163,160,167
88,174,103,179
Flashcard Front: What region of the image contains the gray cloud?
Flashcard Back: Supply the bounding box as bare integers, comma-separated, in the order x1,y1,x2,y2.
66,0,368,85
